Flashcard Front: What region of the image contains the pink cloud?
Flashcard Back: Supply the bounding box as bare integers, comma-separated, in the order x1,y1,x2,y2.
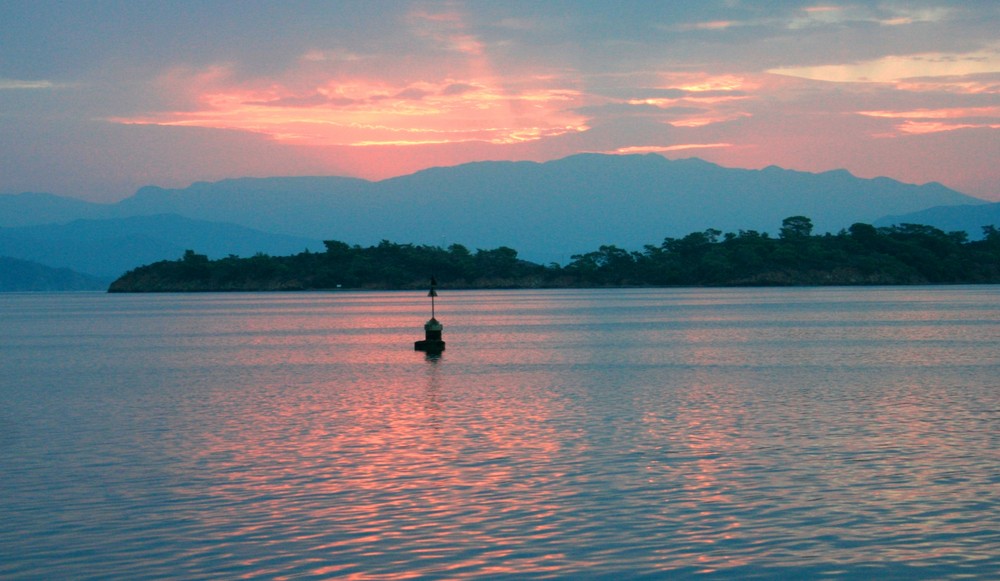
112,69,590,148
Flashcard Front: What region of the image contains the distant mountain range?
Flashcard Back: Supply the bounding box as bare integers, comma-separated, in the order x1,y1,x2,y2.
1,153,993,285
0,257,109,291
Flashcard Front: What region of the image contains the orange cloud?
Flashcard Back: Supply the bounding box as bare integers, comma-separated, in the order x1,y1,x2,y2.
666,74,754,93
858,106,1000,134
112,4,593,151
612,144,733,154
113,71,589,148
895,76,1000,95
614,73,760,129
769,48,1000,84
680,20,737,31
893,120,1000,134
858,107,999,119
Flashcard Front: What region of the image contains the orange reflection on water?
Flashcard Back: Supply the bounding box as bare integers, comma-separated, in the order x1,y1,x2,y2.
164,331,586,578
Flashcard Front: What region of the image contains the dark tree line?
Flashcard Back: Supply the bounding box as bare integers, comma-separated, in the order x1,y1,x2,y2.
564,217,1000,286
108,217,1000,292
109,240,549,292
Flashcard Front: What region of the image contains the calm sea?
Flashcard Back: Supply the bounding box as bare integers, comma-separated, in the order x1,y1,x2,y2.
1,287,998,579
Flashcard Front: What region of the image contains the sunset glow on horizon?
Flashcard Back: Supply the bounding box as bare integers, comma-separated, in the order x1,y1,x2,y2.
1,1,998,201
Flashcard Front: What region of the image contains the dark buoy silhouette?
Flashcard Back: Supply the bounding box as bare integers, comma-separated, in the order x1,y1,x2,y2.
414,276,445,352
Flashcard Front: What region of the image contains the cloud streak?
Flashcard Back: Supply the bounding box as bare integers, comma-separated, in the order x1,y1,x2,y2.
0,78,69,90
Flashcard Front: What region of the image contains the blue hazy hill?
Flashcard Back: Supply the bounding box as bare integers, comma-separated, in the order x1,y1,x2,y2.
0,214,323,278
0,191,108,227
0,256,109,291
875,202,1000,237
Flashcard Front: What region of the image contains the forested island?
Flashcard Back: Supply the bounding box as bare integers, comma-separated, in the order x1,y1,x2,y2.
108,217,1000,292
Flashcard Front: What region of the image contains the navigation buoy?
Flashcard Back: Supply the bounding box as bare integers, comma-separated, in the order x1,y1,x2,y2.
414,276,445,352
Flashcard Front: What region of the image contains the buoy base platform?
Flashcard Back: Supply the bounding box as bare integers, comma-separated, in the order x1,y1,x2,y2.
414,339,446,352
415,317,445,352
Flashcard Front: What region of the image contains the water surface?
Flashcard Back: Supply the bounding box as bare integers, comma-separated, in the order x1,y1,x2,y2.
1,287,998,579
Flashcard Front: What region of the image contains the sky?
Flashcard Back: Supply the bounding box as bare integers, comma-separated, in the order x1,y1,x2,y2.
1,0,998,202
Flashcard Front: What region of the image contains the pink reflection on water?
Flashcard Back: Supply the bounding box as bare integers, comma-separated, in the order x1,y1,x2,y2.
163,306,589,577
670,377,754,572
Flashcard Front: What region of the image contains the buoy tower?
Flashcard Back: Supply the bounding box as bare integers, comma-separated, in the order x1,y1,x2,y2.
414,276,445,352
